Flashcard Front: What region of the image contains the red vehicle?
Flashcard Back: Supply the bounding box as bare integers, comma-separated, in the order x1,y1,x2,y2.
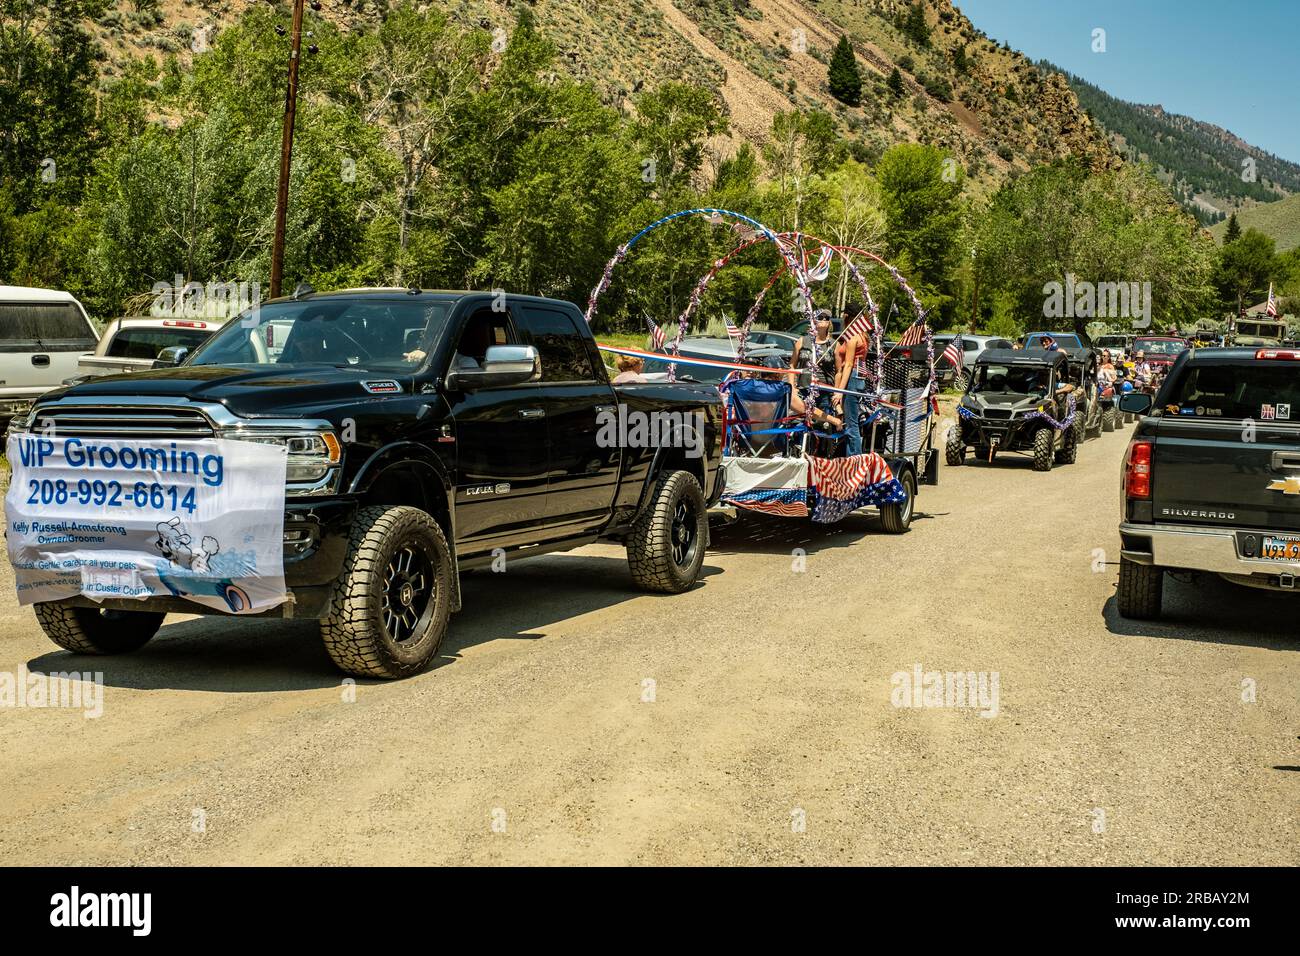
1132,335,1189,390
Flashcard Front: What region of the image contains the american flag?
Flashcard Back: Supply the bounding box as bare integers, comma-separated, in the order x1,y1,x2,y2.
1266,283,1278,318
940,334,963,368
897,318,927,348
647,316,665,351
807,452,907,524
724,317,742,339
841,309,872,342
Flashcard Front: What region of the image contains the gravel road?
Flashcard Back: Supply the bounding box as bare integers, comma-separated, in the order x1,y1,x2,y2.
1,422,1296,865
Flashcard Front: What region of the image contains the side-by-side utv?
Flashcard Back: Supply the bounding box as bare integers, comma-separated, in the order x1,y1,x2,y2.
946,349,1081,472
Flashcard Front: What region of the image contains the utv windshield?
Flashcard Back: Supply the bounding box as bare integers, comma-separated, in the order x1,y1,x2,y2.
188,298,452,370
974,363,1051,395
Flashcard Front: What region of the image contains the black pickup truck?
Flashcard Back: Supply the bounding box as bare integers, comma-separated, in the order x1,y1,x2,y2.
1117,346,1300,617
9,289,723,677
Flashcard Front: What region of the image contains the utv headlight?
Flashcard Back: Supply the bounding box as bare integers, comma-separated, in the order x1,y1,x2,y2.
230,431,342,484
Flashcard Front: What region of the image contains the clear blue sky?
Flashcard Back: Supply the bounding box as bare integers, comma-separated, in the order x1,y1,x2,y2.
958,0,1300,164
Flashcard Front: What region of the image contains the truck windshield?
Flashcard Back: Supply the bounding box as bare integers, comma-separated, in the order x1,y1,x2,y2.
1166,363,1300,420
1134,338,1185,355
189,298,451,370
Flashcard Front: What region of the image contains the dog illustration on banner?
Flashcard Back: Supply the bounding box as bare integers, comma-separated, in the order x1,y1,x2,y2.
153,516,251,612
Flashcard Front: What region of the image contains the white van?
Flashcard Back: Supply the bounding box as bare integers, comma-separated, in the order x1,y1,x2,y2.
0,286,99,428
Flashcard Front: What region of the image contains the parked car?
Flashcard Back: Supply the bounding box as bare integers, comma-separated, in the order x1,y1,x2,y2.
639,337,791,384
0,285,98,430
1095,333,1134,358
1019,331,1094,351
11,290,724,678
1116,346,1300,618
743,329,800,353
68,316,219,384
933,334,1015,390
785,316,843,338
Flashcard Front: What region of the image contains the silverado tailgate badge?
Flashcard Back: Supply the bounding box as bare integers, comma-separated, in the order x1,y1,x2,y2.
362,380,401,394
1267,476,1300,495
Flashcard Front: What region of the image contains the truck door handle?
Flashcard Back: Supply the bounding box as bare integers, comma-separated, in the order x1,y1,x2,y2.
594,405,616,415
1272,451,1300,471
518,407,545,419
31,354,50,368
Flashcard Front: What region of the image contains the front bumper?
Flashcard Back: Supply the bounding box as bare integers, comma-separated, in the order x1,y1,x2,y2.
1120,521,1300,588
959,414,1036,450
59,498,358,620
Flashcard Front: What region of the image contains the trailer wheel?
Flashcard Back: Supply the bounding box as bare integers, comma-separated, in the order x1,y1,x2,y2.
879,470,916,534
320,505,453,679
627,470,707,593
33,603,164,655
1032,427,1055,472
1117,557,1163,619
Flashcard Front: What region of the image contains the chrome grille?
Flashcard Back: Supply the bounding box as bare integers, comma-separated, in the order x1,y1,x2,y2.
32,406,215,439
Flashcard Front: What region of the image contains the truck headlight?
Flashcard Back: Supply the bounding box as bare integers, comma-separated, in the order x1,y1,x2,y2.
6,408,36,433
230,431,342,484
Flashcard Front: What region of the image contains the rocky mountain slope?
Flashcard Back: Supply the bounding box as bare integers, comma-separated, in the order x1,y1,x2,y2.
88,0,1118,191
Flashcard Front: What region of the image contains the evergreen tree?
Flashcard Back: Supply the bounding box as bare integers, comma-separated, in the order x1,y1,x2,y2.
827,35,862,107
1223,211,1241,243
902,3,930,47
887,67,905,97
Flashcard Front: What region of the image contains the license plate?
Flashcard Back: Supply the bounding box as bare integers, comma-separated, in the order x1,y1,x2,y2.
1261,535,1300,560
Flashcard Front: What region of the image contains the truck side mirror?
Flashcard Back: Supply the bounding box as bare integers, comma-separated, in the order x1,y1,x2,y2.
447,344,541,391
1118,392,1152,415
153,346,190,368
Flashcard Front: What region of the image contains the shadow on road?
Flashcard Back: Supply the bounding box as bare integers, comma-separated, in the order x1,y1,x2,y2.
709,508,941,555
1102,572,1300,652
25,554,719,693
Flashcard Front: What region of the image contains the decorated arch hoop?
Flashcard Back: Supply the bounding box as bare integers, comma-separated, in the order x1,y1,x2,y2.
585,210,937,404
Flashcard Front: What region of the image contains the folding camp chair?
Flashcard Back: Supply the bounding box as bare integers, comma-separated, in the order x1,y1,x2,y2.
724,378,801,457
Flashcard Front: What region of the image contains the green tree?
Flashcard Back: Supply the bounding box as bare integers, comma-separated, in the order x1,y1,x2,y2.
1222,210,1241,243
827,35,862,107
1215,228,1275,316
886,67,905,97
901,3,930,47
876,143,964,316
632,82,727,189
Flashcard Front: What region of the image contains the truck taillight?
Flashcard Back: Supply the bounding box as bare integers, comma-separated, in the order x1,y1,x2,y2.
1124,439,1153,499
1255,349,1300,360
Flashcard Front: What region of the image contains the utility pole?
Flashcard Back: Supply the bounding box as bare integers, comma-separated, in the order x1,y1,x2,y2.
269,0,306,300
969,245,979,331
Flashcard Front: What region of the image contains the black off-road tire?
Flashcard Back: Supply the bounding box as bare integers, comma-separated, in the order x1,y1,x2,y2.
33,603,164,655
945,435,965,466
321,505,453,679
1102,407,1117,432
1055,427,1079,465
1032,427,1055,472
627,470,707,593
879,469,916,534
1117,556,1163,619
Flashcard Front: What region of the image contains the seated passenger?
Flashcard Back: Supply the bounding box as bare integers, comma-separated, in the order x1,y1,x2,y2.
611,354,646,384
